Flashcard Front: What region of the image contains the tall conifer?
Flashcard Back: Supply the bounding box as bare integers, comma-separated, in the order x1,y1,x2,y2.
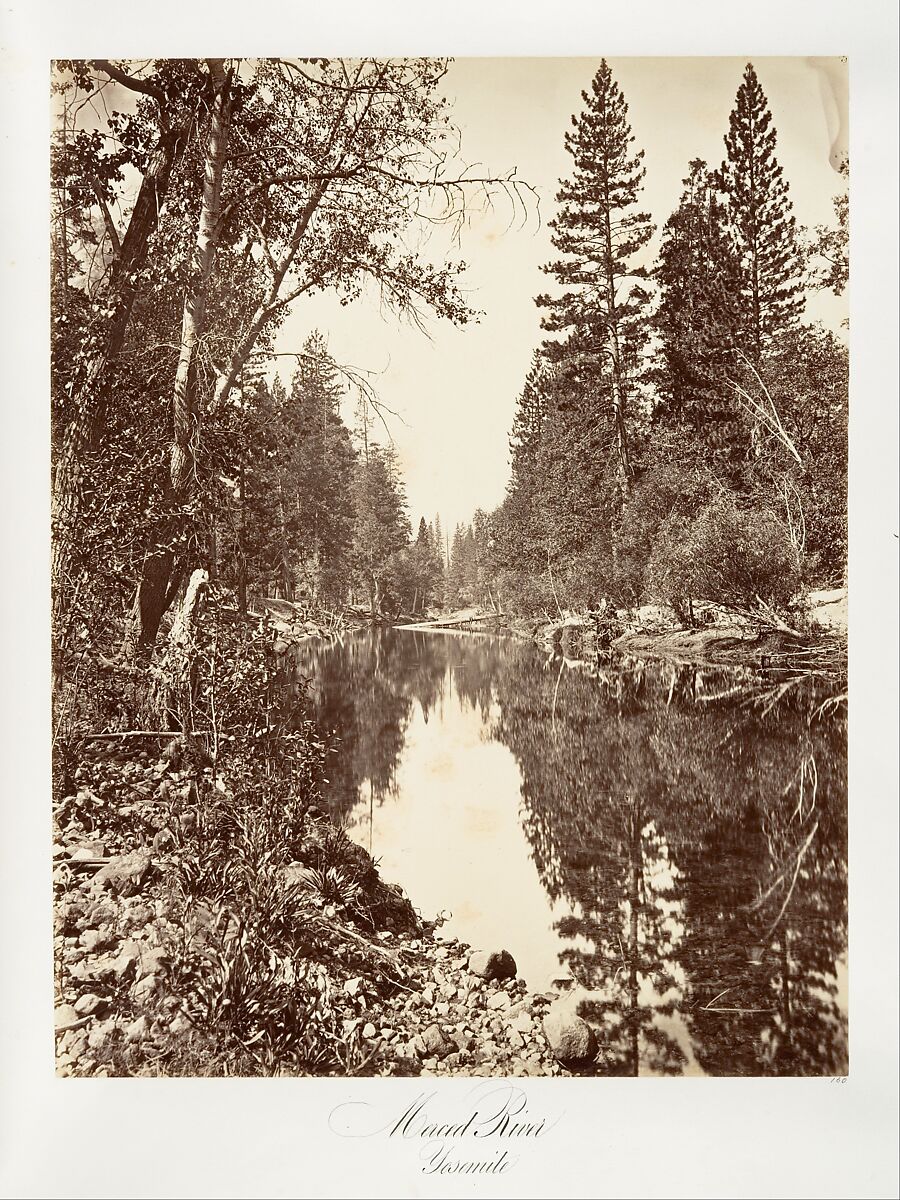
718,63,804,358
537,59,654,488
655,159,744,461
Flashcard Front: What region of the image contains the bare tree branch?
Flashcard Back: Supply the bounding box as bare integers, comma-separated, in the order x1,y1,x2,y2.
92,59,165,104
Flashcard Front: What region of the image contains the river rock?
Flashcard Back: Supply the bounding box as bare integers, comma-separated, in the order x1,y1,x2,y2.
88,1023,111,1051
94,852,153,897
54,1004,79,1030
132,973,158,1001
79,928,114,954
125,1015,149,1043
111,939,142,979
468,949,517,981
510,1011,534,1036
420,1024,453,1059
70,841,106,860
542,1000,597,1066
74,993,105,1017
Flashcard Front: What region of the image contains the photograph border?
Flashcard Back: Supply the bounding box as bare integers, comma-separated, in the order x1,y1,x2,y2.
1,2,897,1197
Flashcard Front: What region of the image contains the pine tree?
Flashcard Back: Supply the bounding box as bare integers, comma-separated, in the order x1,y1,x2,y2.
351,444,410,614
655,159,745,460
282,333,357,603
433,513,446,568
445,525,467,609
509,349,551,477
718,63,804,359
537,59,655,488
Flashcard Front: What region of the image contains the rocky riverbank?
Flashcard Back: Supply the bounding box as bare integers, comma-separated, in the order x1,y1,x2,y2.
53,740,584,1078
507,588,848,672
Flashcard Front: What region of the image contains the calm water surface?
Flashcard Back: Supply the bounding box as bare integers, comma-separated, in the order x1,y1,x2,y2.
293,627,847,1077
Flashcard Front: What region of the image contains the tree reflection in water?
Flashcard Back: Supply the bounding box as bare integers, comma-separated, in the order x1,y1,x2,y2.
295,628,848,1076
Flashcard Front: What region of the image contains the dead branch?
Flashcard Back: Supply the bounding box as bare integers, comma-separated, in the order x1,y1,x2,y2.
727,351,802,465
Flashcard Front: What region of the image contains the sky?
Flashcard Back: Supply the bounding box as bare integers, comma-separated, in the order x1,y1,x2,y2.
275,56,849,535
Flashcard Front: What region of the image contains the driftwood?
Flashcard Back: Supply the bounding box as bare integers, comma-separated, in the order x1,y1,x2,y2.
58,857,114,871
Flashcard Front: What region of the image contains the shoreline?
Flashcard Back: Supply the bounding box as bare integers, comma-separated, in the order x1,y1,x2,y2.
502,590,848,674
53,742,571,1079
54,589,846,1078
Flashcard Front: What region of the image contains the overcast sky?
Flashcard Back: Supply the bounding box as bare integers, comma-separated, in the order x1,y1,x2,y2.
275,56,849,535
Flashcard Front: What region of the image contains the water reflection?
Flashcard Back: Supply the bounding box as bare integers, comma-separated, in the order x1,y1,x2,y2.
293,628,848,1077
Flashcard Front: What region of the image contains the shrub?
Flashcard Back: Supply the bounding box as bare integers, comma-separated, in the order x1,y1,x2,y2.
646,496,801,610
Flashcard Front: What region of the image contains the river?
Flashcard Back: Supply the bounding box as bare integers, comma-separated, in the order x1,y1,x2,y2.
292,626,848,1077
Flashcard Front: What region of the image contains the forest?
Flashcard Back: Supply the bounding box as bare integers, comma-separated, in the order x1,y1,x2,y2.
50,57,849,1079
52,58,848,667
486,61,848,619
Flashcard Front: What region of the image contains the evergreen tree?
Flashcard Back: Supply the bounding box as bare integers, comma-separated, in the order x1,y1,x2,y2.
509,349,551,476
350,444,410,614
286,333,358,604
537,58,655,488
718,63,804,358
433,512,446,568
445,524,466,609
654,159,745,464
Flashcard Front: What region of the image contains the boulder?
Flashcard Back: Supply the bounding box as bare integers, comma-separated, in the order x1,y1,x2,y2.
542,1000,597,1066
468,949,517,981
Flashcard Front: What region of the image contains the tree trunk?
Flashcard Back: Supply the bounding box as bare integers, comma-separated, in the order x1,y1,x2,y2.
367,573,381,620
126,62,234,655
52,111,192,651
237,459,248,617
626,803,642,1077
602,212,634,496
277,479,294,601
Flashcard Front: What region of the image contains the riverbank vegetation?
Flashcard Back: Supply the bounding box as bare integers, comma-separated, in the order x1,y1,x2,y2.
50,57,529,1076
477,63,848,626
51,57,848,1076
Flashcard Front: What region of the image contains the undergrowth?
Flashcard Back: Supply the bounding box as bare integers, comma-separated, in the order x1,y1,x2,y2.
55,582,419,1077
